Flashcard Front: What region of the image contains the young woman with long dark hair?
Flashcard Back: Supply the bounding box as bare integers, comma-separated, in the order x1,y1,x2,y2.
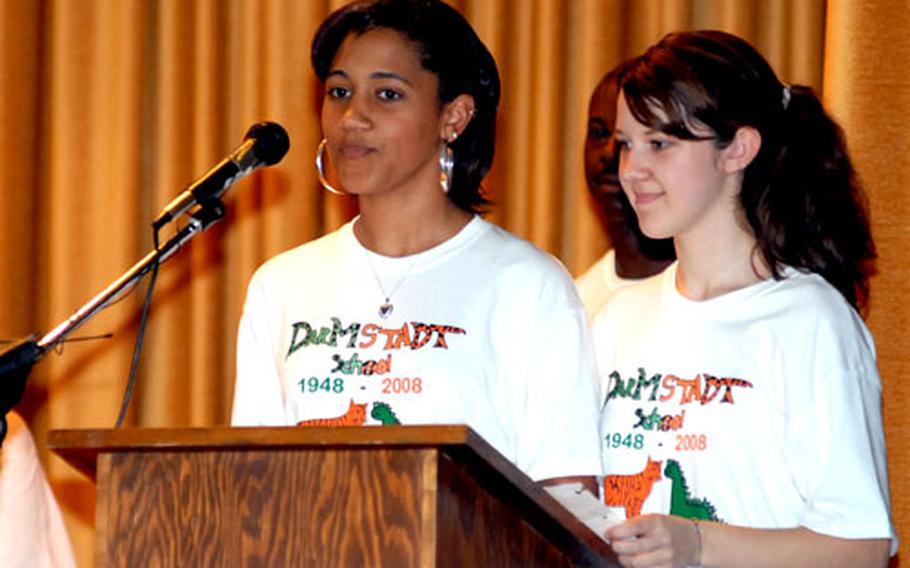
595,30,895,567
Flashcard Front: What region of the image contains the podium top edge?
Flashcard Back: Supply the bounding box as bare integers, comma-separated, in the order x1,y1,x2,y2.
48,424,479,452
48,424,618,564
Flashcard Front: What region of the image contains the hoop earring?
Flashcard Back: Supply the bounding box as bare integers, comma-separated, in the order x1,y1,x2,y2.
439,143,454,193
315,139,346,195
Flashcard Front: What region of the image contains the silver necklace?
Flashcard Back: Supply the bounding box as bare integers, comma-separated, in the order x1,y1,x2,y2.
362,248,420,319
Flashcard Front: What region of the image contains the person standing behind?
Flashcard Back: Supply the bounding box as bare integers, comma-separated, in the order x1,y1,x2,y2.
232,0,602,492
594,30,895,567
576,63,674,320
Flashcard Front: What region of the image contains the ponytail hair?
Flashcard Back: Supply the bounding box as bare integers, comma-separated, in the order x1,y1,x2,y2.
747,85,874,312
621,30,875,312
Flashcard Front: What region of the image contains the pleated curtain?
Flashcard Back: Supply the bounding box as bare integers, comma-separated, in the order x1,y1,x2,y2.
1,1,906,565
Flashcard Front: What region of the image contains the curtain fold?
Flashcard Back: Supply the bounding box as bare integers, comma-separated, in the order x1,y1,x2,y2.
825,1,910,557
0,1,42,335
4,1,907,565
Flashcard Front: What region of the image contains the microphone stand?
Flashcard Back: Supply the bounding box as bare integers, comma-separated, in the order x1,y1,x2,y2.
0,198,226,444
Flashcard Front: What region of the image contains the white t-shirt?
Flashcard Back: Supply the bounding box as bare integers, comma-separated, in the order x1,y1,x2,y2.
592,263,897,551
233,215,604,482
575,250,637,321
0,413,76,568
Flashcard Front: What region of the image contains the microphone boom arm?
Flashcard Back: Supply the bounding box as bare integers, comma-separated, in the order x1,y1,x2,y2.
0,120,288,444
38,199,226,351
0,199,226,443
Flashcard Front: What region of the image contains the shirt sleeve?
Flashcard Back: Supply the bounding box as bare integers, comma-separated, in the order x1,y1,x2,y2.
499,260,605,481
783,314,896,551
231,273,288,426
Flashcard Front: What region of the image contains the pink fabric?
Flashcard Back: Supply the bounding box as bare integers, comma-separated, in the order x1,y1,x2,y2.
0,412,76,568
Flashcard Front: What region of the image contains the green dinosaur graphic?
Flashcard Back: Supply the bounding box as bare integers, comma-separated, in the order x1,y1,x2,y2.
664,459,721,521
371,401,401,425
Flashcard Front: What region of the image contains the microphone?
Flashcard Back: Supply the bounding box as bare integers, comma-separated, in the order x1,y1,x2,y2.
152,121,290,230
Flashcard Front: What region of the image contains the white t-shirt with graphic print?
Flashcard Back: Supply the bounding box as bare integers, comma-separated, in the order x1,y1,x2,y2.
592,262,896,551
232,215,604,482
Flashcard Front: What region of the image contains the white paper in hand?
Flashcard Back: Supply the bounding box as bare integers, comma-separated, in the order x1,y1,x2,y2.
543,482,622,542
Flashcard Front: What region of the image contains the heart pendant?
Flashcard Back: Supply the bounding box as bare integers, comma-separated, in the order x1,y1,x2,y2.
379,302,394,318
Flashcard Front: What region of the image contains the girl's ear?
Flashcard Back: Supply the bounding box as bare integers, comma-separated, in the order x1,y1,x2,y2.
440,94,476,142
720,126,761,173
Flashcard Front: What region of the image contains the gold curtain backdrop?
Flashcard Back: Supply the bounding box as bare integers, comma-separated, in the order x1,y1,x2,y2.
0,1,905,565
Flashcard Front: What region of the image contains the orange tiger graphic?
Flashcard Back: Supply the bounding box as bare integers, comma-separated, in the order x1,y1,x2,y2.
297,399,367,426
603,456,663,518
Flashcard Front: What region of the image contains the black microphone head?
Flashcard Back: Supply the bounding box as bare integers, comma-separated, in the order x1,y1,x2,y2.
247,121,290,166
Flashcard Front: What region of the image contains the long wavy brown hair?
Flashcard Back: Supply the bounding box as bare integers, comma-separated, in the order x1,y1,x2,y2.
621,30,875,313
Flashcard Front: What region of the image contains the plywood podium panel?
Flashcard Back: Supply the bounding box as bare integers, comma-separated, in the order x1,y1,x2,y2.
49,425,618,567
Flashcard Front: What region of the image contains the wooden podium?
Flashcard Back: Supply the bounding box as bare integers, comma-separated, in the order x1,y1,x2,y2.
49,425,619,567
